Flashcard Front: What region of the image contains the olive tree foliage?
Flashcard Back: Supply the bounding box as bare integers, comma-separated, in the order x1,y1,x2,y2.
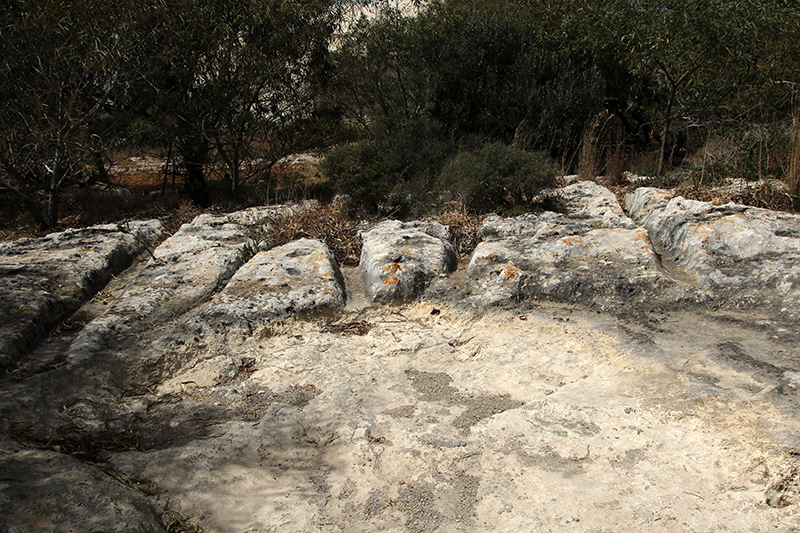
0,0,137,229
329,2,635,164
133,0,341,203
0,0,342,228
552,0,800,175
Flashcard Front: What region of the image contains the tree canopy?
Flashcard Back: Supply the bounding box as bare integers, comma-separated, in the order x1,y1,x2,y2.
1,0,799,226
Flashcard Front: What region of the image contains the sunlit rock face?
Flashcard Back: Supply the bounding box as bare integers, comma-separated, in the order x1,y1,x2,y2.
2,187,800,532
359,220,456,303
199,238,345,329
467,181,681,310
628,187,800,320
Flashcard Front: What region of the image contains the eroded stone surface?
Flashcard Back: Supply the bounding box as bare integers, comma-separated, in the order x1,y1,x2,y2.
559,180,637,229
467,182,678,309
64,213,249,370
104,305,800,532
630,188,800,319
0,220,163,368
0,437,166,532
359,220,456,303
4,192,800,532
198,238,345,331
625,186,674,225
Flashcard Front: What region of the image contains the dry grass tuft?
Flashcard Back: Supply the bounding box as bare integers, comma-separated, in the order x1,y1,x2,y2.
789,114,800,198
431,209,486,259
271,200,365,266
604,143,628,187
578,113,604,181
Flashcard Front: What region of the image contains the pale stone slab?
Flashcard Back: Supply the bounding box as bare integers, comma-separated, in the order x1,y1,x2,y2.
200,238,345,330
560,180,637,229
65,214,248,367
359,220,456,303
640,195,800,318
624,186,674,225
467,184,675,310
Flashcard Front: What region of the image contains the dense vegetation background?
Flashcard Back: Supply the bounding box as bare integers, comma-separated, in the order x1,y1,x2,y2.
2,0,799,232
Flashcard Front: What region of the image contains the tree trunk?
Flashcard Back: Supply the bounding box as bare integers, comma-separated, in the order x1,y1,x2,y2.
657,87,677,177
180,139,210,206
46,186,59,229
91,150,110,184
230,164,240,196
45,157,63,229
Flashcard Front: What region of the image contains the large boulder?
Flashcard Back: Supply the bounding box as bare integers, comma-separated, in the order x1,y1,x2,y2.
359,220,457,303
559,180,637,229
0,221,163,368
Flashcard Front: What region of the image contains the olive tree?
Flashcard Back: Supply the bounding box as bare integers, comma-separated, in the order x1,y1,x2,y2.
135,0,340,203
557,0,798,175
0,0,135,228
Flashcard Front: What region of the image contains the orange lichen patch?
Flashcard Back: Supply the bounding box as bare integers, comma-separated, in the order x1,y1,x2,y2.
383,275,399,286
502,263,521,280
384,263,403,274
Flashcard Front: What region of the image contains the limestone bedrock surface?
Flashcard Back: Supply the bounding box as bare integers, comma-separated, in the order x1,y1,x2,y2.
359,220,457,303
3,186,800,532
627,187,800,319
0,436,165,533
0,220,163,368
198,238,345,331
466,181,681,310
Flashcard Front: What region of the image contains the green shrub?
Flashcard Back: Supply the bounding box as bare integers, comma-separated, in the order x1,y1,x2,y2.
439,143,556,212
319,141,389,209
321,117,454,213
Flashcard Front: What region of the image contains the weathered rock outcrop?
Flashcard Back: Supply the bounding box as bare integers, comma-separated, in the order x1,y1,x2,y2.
65,206,293,370
466,181,681,310
0,221,163,368
64,213,248,369
2,188,800,533
359,220,456,303
198,238,345,332
627,187,800,319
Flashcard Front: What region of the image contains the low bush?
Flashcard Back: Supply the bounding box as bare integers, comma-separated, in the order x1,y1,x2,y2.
319,140,389,210
438,143,556,212
320,117,453,214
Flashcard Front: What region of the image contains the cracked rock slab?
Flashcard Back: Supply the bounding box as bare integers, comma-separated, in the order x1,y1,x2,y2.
0,220,163,368
559,180,637,229
65,213,249,369
0,438,166,532
359,220,456,303
199,238,345,330
625,186,674,226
